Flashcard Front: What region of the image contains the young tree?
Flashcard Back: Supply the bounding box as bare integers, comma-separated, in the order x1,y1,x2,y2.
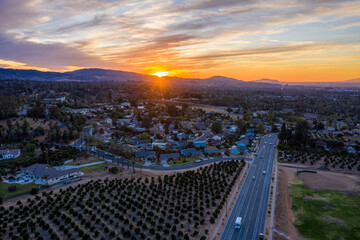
211,121,222,134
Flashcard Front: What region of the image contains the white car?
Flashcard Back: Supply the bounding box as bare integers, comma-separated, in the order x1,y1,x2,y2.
195,160,201,163
263,171,266,175
252,176,256,180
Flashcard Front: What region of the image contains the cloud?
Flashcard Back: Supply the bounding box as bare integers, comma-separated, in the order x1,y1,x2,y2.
0,0,359,81
0,33,115,70
0,0,45,30
188,42,337,60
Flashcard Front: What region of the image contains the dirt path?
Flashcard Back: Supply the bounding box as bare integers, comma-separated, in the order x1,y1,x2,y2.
273,166,299,240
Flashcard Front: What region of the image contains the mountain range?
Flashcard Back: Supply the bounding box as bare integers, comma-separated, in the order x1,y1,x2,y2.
0,68,359,88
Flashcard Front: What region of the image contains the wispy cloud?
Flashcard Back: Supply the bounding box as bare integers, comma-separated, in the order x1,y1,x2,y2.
0,0,359,81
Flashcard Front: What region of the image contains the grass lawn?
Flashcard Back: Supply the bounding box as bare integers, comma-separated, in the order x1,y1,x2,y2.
290,183,360,240
168,156,199,166
80,163,107,173
0,151,35,166
0,182,41,199
66,159,102,166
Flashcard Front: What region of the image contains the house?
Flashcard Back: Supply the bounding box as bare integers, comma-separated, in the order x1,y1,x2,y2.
315,140,327,148
168,141,181,150
117,119,132,125
229,145,245,155
195,123,207,130
207,138,221,146
238,137,249,146
213,135,223,141
135,151,156,160
105,118,112,125
0,149,21,160
21,164,82,185
177,140,189,149
236,143,246,152
193,140,207,148
304,113,319,120
159,153,180,161
346,146,356,154
246,132,254,140
177,133,190,140
204,146,219,155
180,148,201,157
152,140,169,150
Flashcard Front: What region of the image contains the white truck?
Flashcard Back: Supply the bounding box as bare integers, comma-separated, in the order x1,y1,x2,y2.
235,217,242,229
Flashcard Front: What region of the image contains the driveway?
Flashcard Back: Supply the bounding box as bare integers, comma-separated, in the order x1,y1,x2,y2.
54,161,105,170
161,159,170,167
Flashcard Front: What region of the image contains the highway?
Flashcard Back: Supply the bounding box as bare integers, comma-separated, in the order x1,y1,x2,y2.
220,133,277,240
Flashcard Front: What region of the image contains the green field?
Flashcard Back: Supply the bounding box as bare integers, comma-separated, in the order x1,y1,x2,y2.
80,163,107,173
290,183,360,240
0,151,35,166
0,182,41,199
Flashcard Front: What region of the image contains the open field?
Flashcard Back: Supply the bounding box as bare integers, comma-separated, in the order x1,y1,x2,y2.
0,161,245,240
80,163,108,173
298,171,359,194
274,166,360,240
290,184,360,240
0,182,41,200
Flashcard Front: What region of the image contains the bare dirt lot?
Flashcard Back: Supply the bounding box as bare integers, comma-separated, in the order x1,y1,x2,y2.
298,171,359,195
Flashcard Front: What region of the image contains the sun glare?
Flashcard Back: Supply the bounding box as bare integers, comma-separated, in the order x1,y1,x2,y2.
152,71,169,77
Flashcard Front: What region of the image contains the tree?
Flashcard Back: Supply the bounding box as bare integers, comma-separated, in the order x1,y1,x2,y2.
108,167,119,174
294,120,309,146
166,104,178,117
30,188,39,195
271,124,278,132
211,121,222,134
24,144,36,154
279,123,287,143
257,123,264,134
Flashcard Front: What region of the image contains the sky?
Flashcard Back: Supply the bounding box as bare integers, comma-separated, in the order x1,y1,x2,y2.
0,0,359,82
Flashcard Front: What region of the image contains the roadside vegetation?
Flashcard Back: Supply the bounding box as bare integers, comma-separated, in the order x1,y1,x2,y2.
0,160,244,240
290,183,360,240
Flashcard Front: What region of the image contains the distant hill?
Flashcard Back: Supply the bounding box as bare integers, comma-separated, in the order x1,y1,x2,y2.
0,67,358,88
252,78,280,84
0,68,151,82
343,78,360,83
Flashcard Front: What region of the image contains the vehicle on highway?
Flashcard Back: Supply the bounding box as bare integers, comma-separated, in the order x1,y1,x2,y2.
263,171,266,174
235,217,242,229
270,142,272,145
259,233,264,239
195,160,201,163
252,176,255,180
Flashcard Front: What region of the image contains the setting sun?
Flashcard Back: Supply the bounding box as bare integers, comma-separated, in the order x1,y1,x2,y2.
152,71,169,77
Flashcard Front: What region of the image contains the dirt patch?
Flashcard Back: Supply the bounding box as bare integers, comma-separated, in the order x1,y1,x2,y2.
320,216,346,227
274,166,299,240
303,195,328,201
298,171,359,194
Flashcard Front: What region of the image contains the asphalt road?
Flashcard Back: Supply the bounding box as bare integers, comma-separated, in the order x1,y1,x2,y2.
220,133,277,240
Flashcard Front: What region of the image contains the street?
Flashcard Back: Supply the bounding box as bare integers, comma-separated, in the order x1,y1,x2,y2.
220,133,277,240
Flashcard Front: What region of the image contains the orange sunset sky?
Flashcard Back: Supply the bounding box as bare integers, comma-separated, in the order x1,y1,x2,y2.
0,0,359,82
